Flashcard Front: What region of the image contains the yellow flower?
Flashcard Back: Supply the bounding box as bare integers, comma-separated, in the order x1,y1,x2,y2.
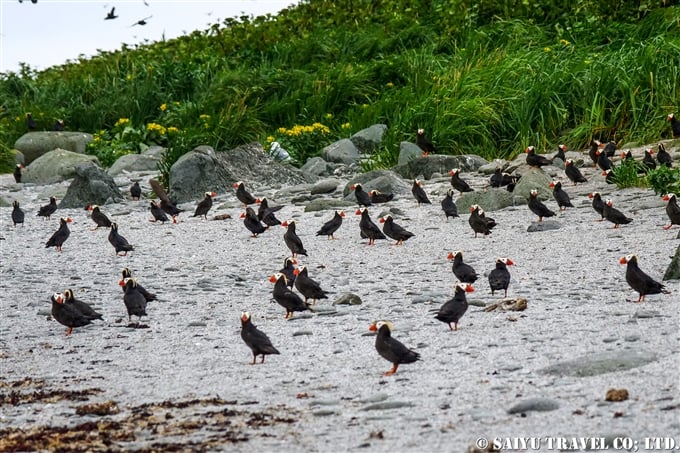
385,82,394,88
559,39,571,46
361,104,369,109
125,74,132,81
159,103,167,112
544,47,551,53
325,113,333,119
341,122,351,130
277,127,287,134
167,126,179,134
266,135,275,143
114,118,130,128
146,122,167,135
199,114,210,121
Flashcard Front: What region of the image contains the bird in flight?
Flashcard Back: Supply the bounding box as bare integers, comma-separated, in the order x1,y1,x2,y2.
105,7,118,20
131,16,152,27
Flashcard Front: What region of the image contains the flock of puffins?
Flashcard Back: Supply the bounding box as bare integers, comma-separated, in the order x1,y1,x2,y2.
7,116,679,375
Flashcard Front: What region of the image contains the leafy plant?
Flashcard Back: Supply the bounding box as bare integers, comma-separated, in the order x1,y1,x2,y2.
647,165,680,196
267,122,334,166
611,158,647,189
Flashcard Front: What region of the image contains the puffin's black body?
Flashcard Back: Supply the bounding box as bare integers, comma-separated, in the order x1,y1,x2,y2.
488,258,514,297
602,141,617,158
588,139,601,166
369,190,394,204
596,149,613,171
193,191,215,220
356,208,386,245
669,113,680,139
51,293,92,336
88,205,112,229
282,220,307,258
242,207,267,237
448,250,478,283
351,183,372,207
294,266,329,305
233,181,259,206
642,149,657,171
160,199,182,218
553,144,567,162
316,211,344,239
241,312,280,364
621,150,634,162
13,164,23,183
490,168,517,189
122,278,148,323
416,128,436,154
441,189,459,220
279,257,297,288
549,181,573,211
270,273,311,319
130,181,142,200
603,199,632,228
26,113,37,131
149,201,170,223
12,201,24,226
589,192,605,220
468,205,496,237
602,169,616,184
564,159,587,185
448,169,473,194
528,189,556,222
120,268,157,302
525,146,553,168
45,217,71,252
657,143,673,168
63,289,103,321
37,197,58,220
369,321,420,376
380,215,414,245
435,283,473,331
411,179,431,206
109,223,134,256
620,255,668,302
258,198,283,225
663,194,680,230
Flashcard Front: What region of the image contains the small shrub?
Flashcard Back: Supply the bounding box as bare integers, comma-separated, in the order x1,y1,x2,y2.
268,122,333,166
611,159,647,189
647,165,680,196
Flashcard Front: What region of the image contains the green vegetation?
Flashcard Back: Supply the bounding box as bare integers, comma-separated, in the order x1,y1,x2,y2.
1,0,679,174
647,165,680,195
610,158,647,188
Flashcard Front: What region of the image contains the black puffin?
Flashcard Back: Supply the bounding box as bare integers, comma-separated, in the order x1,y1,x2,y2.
548,181,573,211
564,159,587,185
233,181,260,206
13,164,23,183
619,254,669,302
279,257,297,287
416,128,436,155
356,208,386,245
87,204,112,229
662,194,680,230
447,250,478,283
37,197,58,220
316,210,344,239
258,197,283,225
122,278,148,323
45,217,72,252
293,265,329,305
109,222,134,256
588,139,601,166
488,258,514,297
11,201,24,226
448,168,473,194
434,283,474,331
602,169,616,184
149,201,170,223
240,207,268,237
595,148,613,171
269,273,311,319
26,113,37,131
603,199,632,228
282,220,308,258
130,181,142,200
588,192,605,221
553,144,567,162
350,183,372,207
411,179,431,206
441,189,458,220
525,146,553,168
657,143,673,167
369,320,420,376
601,141,617,157
193,191,216,220
642,149,657,171
148,179,181,221
379,215,414,245
62,289,103,321
51,292,92,336
620,150,634,162
53,119,64,131
468,204,496,237
368,190,394,204
119,268,157,302
528,189,556,222
668,113,680,138
240,312,280,364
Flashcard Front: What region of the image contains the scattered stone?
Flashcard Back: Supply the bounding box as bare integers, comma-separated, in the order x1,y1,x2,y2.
311,179,339,195
332,293,362,305
397,141,426,166
304,198,353,213
360,401,415,411
483,298,527,312
457,188,516,212
301,157,330,177
212,213,232,221
507,397,560,414
322,139,360,165
527,220,561,232
292,330,313,336
393,154,488,180
539,349,657,377
350,124,387,153
14,131,93,164
512,167,553,201
108,150,162,176
188,321,207,327
605,388,629,402
23,148,100,185
75,400,120,416
663,244,680,281
60,161,124,208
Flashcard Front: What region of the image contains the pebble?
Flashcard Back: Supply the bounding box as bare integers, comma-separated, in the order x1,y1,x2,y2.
507,397,560,414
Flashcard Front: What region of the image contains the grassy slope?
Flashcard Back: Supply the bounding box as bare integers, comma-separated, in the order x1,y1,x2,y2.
0,0,678,173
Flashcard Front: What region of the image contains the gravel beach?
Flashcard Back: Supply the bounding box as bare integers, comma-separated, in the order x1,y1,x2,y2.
0,160,678,452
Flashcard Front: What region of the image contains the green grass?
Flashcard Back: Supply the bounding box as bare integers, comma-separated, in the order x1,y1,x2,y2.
1,0,679,172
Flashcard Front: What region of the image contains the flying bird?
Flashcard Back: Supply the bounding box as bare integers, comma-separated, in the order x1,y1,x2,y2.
105,7,118,20
131,15,152,27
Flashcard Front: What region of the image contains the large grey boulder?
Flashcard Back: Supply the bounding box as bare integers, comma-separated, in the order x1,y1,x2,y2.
456,188,516,212
14,131,93,164
397,142,426,165
322,139,360,165
343,170,411,198
393,154,488,180
663,244,680,280
60,161,124,208
512,167,553,202
169,146,227,203
301,157,331,177
108,147,163,175
23,148,100,184
350,124,387,153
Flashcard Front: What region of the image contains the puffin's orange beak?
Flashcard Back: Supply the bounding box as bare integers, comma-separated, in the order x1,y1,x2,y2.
548,182,555,188
469,206,475,212
506,259,515,266
355,209,362,215
465,285,475,293
663,195,670,201
601,171,608,176
211,192,217,197
232,182,239,188
118,279,125,287
588,193,594,199
293,268,300,276
241,314,248,322
448,170,454,176
66,217,73,223
269,275,278,283
350,184,357,190
525,148,530,153
619,257,628,265
447,252,454,260
368,323,377,332
379,217,385,223
239,212,246,218
339,211,346,217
